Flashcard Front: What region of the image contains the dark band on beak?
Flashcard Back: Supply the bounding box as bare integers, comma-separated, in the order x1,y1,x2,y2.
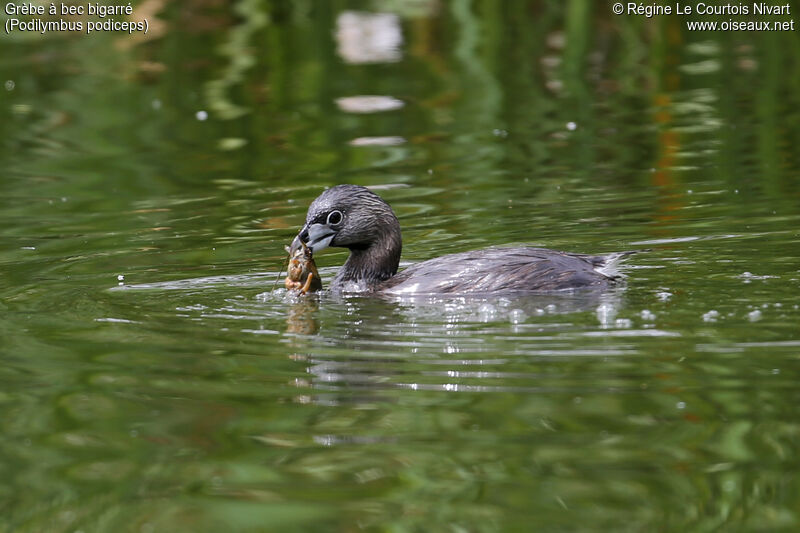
293,223,336,254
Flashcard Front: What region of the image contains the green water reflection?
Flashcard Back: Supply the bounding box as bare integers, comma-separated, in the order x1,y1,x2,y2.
2,1,800,531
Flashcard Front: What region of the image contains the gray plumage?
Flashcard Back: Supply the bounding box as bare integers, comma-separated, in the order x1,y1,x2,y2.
293,185,634,295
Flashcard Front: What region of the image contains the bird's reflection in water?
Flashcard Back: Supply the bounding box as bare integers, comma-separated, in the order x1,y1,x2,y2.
284,297,320,335
288,288,628,408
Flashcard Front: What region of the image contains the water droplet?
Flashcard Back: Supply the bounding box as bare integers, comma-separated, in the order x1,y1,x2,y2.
478,303,497,322
640,309,656,321
596,303,617,326
615,318,632,328
509,309,526,324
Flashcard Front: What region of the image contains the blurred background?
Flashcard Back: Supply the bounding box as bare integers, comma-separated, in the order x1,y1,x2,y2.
2,1,800,531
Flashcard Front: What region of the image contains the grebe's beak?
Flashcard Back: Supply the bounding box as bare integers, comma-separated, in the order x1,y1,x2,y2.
293,223,336,254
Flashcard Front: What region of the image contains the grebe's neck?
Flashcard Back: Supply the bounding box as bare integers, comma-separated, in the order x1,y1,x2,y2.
333,226,401,289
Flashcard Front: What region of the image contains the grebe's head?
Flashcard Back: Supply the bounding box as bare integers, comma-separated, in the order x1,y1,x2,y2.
291,185,400,255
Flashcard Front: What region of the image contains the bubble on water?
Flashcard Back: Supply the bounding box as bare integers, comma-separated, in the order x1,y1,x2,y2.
676,401,686,409
478,303,497,322
117,274,124,281
4,80,14,91
545,304,557,314
195,110,208,121
596,303,617,327
747,310,762,322
566,121,577,131
772,368,780,375
492,128,508,138
738,271,778,282
615,318,632,328
640,309,656,321
509,309,526,325
151,98,162,110
656,291,672,301
534,308,545,316
702,310,719,322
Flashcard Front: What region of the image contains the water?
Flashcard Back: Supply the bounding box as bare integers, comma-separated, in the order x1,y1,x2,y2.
2,2,800,531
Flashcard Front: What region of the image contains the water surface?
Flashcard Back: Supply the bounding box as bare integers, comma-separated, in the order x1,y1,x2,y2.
2,2,800,531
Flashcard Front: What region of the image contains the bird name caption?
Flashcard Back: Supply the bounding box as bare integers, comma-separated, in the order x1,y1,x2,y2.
4,3,148,35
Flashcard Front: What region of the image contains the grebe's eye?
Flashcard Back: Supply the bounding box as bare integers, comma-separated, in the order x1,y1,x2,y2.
327,210,343,226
